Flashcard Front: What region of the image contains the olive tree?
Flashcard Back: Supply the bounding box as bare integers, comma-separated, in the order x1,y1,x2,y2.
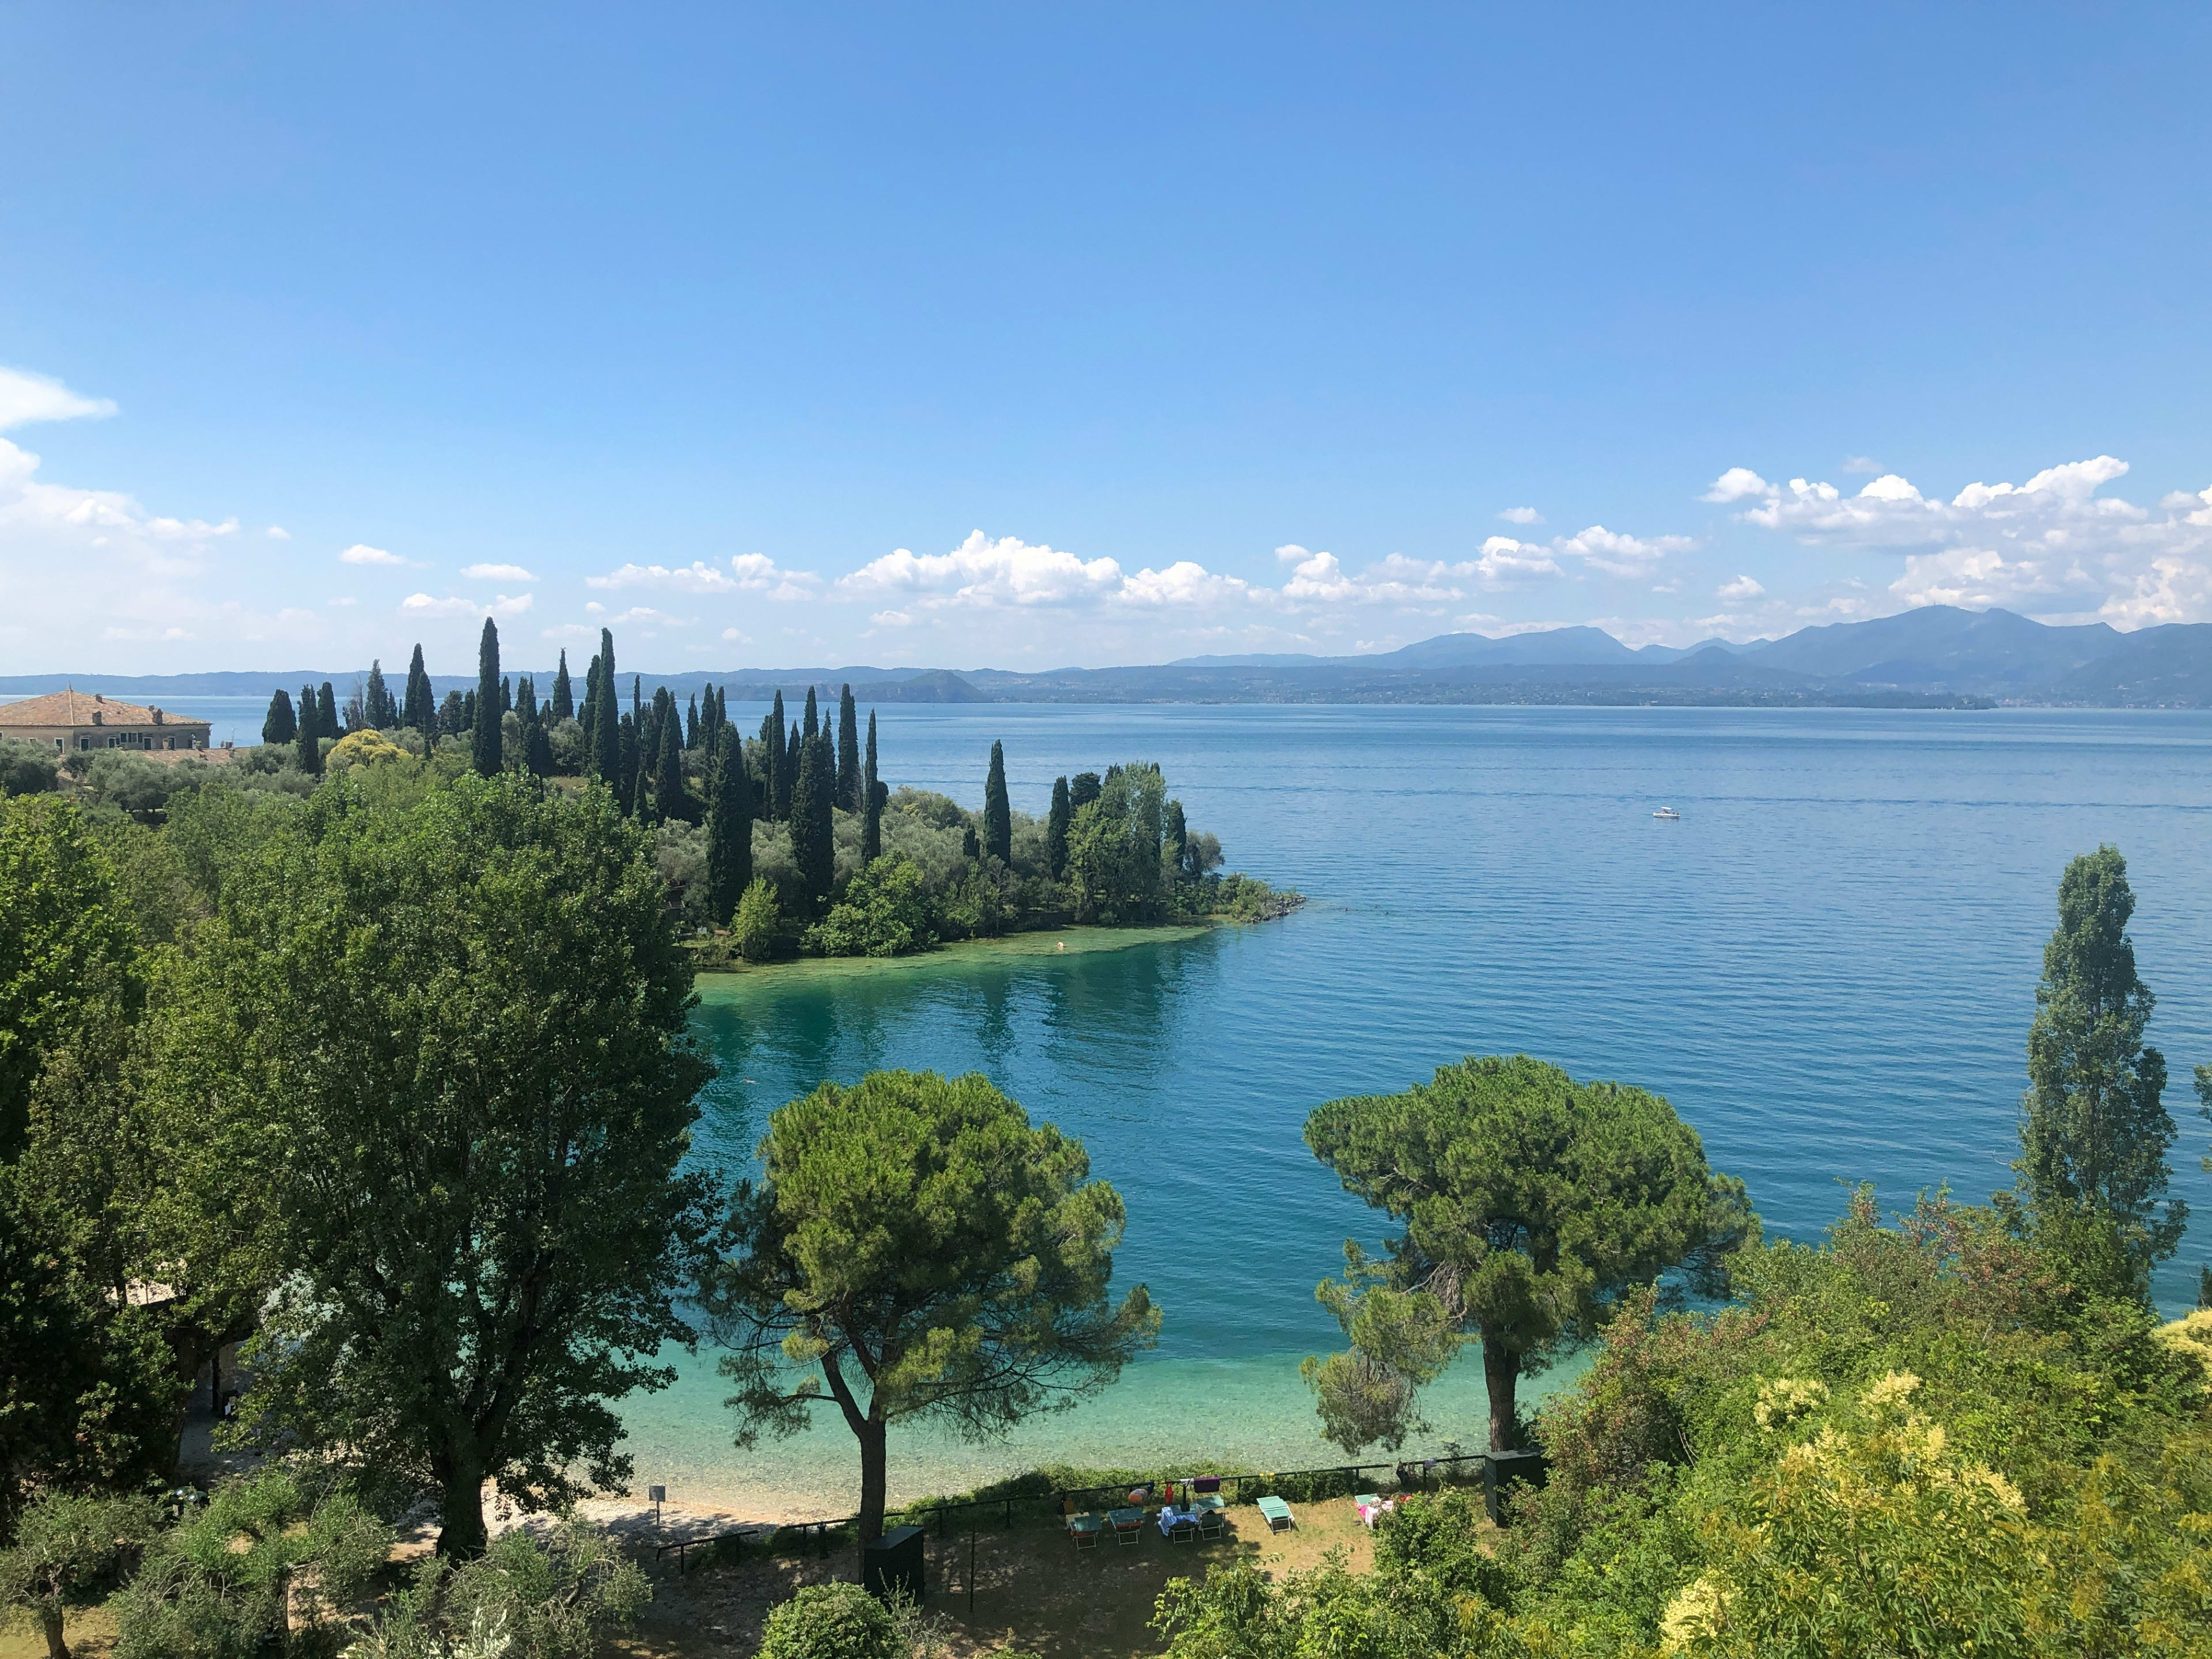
709,1069,1159,1544
1304,1054,1753,1452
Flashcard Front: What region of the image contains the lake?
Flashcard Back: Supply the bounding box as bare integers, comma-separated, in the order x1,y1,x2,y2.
566,704,2212,1514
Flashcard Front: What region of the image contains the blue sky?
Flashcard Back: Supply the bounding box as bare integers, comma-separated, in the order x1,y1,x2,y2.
3,2,2209,673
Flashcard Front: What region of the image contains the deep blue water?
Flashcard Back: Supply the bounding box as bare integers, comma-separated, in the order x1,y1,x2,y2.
635,703,2212,1514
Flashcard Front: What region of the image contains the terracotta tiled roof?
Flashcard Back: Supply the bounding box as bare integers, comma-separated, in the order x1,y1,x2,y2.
0,689,209,729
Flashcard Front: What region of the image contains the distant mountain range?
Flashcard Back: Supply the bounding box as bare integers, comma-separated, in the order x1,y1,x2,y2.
5,608,2210,709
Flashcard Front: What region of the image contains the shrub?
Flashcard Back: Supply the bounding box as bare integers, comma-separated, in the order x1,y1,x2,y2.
0,737,59,797
734,877,784,961
756,1582,897,1659
806,853,933,957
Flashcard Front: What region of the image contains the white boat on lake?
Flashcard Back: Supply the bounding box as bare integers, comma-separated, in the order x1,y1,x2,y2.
1652,806,1681,820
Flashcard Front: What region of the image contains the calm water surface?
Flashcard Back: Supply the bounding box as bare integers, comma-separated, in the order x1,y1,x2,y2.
620,704,2212,1515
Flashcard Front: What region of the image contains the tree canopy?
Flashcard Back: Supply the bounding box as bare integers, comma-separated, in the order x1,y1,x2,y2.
1304,1054,1753,1451
709,1069,1158,1543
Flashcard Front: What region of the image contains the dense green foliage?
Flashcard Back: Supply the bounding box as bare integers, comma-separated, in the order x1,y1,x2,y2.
709,1069,1160,1542
757,1581,898,1659
1305,1056,1755,1452
342,1517,648,1659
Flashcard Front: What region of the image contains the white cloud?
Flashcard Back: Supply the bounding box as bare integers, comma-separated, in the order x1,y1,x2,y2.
266,525,290,540
1554,524,1695,575
463,562,535,581
1470,536,1563,584
0,366,116,431
721,626,753,643
839,531,1124,608
729,553,823,600
340,543,404,566
587,559,737,594
1717,575,1766,601
1498,506,1544,525
401,592,533,618
1842,455,1881,474
1714,454,2212,625
869,610,911,628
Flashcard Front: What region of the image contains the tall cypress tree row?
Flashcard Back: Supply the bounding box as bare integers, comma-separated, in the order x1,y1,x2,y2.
706,727,753,926
551,649,574,721
317,681,339,746
861,710,882,863
1047,775,1071,880
403,644,434,731
591,630,621,786
472,618,503,777
983,740,1012,865
262,688,297,746
655,699,687,823
836,685,861,810
789,733,836,911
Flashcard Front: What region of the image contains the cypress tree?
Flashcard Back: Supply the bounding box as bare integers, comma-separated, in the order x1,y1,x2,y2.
714,686,728,743
789,733,836,911
581,653,601,747
686,694,700,752
961,824,980,862
592,630,621,786
438,689,467,736
861,710,882,863
551,649,574,721
517,675,538,725
364,659,393,729
317,681,339,745
262,688,297,746
1047,775,1071,880
802,686,819,745
526,713,553,778
1070,771,1101,810
501,675,513,715
983,740,1011,865
1165,799,1188,880
616,713,638,815
706,728,753,926
403,644,434,731
472,618,503,777
655,698,687,822
2015,846,2185,1289
782,721,801,824
764,692,788,819
836,685,861,811
294,695,322,774
463,688,478,735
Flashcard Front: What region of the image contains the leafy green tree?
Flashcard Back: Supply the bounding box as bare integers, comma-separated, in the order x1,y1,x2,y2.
836,685,861,811
861,713,882,864
805,854,933,957
1068,771,1101,810
114,1468,391,1659
260,689,296,747
757,1582,897,1659
551,648,574,722
1300,1243,1457,1456
733,877,782,962
709,1070,1159,1544
590,629,620,787
0,740,58,800
403,645,435,732
1062,763,1165,923
0,1491,156,1659
706,729,752,927
1305,1054,1753,1451
1046,775,1070,880
471,617,503,777
983,740,1012,866
173,777,716,1555
788,733,835,912
2014,846,2184,1293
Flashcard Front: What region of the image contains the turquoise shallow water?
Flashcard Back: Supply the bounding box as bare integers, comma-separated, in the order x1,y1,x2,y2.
618,703,2212,1518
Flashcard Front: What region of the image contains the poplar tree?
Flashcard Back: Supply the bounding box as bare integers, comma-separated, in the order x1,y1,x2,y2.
2014,846,2185,1290
706,729,752,927
404,645,435,732
1047,776,1071,880
591,631,620,787
551,649,574,721
861,711,882,864
262,690,297,747
654,703,687,823
472,619,503,777
836,686,861,810
789,734,835,911
984,740,1012,865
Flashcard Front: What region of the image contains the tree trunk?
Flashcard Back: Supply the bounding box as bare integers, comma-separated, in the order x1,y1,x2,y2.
855,1414,889,1547
40,1604,69,1659
1482,1330,1518,1453
437,1461,490,1558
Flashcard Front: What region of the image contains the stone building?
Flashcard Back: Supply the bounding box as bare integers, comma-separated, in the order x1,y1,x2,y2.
0,688,214,753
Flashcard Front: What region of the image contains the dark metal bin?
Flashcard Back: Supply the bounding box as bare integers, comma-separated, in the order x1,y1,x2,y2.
864,1523,926,1603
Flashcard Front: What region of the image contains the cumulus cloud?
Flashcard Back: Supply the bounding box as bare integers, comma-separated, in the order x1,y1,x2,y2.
1711,455,2212,625
1717,575,1766,601
587,559,734,594
729,553,823,600
266,525,290,540
1498,506,1544,525
401,592,533,618
1554,525,1695,575
463,562,535,581
839,531,1124,608
340,543,404,566
1469,537,1562,584
0,366,116,430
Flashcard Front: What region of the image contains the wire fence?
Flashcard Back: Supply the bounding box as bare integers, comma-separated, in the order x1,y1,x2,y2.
652,1449,1516,1575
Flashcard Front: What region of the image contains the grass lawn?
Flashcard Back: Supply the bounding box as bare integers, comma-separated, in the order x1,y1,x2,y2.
617,1494,1479,1657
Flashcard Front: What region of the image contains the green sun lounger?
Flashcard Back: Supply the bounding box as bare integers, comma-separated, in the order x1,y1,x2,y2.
1256,1495,1294,1531
1067,1513,1104,1549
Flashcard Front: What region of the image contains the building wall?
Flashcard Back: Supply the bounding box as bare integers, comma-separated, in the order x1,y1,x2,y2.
0,721,214,753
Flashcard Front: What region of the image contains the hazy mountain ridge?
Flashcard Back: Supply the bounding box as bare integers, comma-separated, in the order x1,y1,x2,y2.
6,608,2208,708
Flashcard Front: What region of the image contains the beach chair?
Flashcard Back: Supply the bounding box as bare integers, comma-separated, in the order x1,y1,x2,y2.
1196,1506,1228,1542
1066,1513,1104,1550
1354,1493,1379,1511
1165,1509,1198,1544
1108,1506,1145,1546
1256,1495,1294,1532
